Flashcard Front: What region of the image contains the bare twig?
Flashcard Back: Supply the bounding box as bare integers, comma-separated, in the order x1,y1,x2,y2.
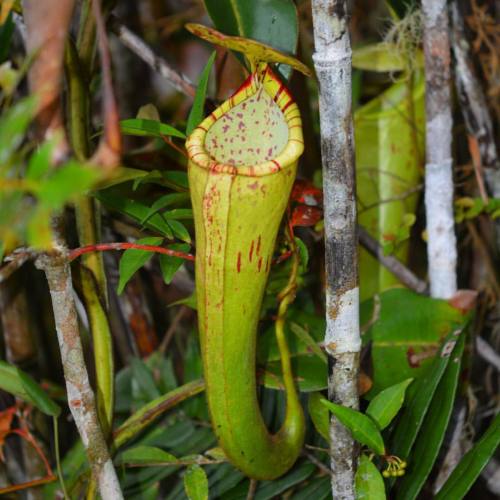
303,450,333,477
109,15,196,98
358,226,427,294
35,250,123,499
246,479,258,500
476,336,500,372
450,3,499,173
90,0,121,169
422,0,458,299
158,306,189,354
0,253,30,284
311,1,361,498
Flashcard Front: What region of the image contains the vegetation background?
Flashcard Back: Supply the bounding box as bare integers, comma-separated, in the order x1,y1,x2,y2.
0,0,499,498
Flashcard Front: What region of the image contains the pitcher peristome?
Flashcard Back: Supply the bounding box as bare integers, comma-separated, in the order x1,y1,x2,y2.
186,63,305,479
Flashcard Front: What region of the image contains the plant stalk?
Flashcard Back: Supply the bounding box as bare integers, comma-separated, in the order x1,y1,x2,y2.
65,36,114,438
311,1,361,498
421,0,457,299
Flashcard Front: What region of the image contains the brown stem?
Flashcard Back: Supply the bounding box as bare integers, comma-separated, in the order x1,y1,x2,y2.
358,226,427,294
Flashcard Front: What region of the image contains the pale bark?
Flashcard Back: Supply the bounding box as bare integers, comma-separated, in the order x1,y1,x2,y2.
422,0,458,299
35,249,123,500
311,1,360,498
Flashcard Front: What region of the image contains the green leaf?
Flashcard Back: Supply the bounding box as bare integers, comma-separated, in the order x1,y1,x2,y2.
364,289,467,398
163,208,193,221
396,332,466,500
356,73,425,300
355,454,386,500
117,237,163,294
186,51,216,136
366,378,413,430
295,237,309,272
140,193,190,225
0,96,36,163
120,118,186,139
203,0,298,77
159,243,190,284
130,357,161,401
38,161,100,208
169,292,197,310
352,42,424,72
184,464,208,500
27,141,53,180
95,189,174,239
118,445,177,465
162,170,189,190
390,326,466,460
166,219,191,243
0,11,14,63
435,412,500,500
114,379,205,448
0,361,60,416
308,392,329,442
290,322,326,364
321,399,386,455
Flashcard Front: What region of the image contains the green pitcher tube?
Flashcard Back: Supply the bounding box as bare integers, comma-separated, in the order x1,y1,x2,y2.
186,63,305,479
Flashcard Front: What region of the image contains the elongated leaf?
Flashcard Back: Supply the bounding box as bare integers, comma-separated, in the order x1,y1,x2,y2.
352,43,424,72
435,412,500,500
163,208,193,221
254,462,316,500
308,392,329,442
0,11,14,63
390,326,466,460
203,0,300,78
114,379,205,448
117,237,163,294
131,357,161,401
397,332,465,499
184,464,208,500
160,243,191,284
355,454,386,500
186,23,310,76
0,97,36,163
140,193,190,225
0,361,60,416
364,289,467,398
366,378,413,430
321,399,385,455
95,190,174,238
186,51,216,135
120,118,186,139
166,219,191,243
118,445,177,465
290,322,326,363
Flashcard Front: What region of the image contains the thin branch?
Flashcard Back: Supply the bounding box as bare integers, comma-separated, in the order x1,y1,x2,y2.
158,306,189,354
0,253,30,284
450,3,499,173
90,0,121,169
476,336,500,372
311,1,361,498
246,479,258,500
422,0,458,299
109,15,196,98
68,242,195,262
358,226,427,294
35,250,123,499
